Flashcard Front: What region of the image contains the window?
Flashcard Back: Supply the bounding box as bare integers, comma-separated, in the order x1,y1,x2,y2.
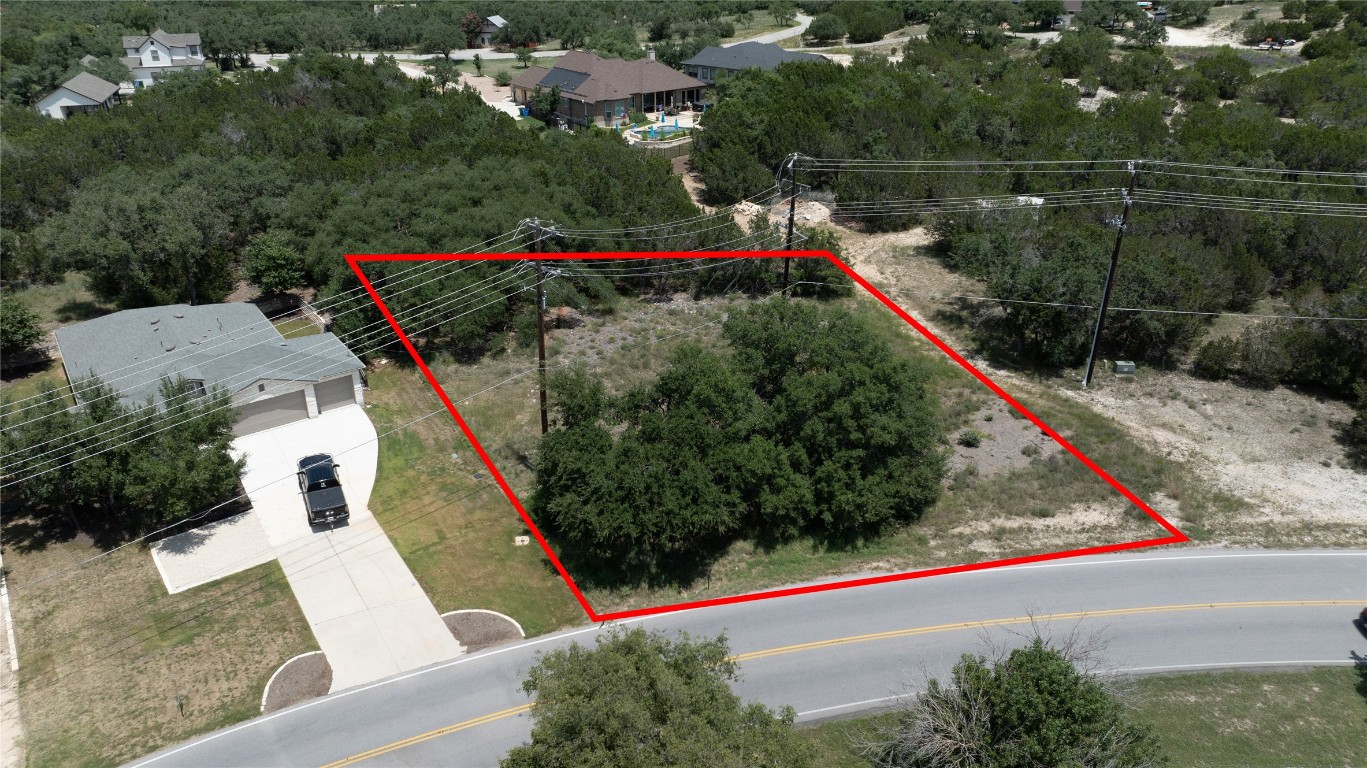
258,383,266,393
189,380,207,398
189,45,199,56
150,49,160,62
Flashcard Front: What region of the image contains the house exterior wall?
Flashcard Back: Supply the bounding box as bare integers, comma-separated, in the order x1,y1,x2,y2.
35,90,109,120
130,64,202,88
230,378,314,406
127,38,205,88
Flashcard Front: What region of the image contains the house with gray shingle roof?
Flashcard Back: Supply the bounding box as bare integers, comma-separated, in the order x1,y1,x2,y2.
510,50,705,127
122,28,205,89
35,73,119,120
681,42,828,85
55,304,366,436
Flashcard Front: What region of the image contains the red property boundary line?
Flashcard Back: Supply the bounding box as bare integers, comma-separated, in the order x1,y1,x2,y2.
346,250,1188,622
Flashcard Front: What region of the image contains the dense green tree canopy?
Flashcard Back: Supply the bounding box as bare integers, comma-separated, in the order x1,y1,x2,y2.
0,376,244,543
502,628,816,768
532,300,944,584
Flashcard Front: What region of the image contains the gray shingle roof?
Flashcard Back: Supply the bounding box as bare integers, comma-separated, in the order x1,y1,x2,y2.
682,42,827,72
55,304,362,407
122,29,202,49
485,15,508,28
58,72,119,103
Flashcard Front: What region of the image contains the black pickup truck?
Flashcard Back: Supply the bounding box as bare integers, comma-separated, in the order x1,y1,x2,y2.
297,454,349,525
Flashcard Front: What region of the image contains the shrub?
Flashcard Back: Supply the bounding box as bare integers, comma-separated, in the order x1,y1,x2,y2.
1243,19,1313,44
1306,2,1343,29
494,70,513,87
0,293,44,355
1282,0,1306,19
1238,325,1292,389
958,429,985,448
806,13,846,43
1021,443,1042,457
1192,337,1240,380
847,13,887,44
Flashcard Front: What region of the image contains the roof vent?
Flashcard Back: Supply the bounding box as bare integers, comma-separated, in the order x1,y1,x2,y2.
149,318,160,325
163,342,175,352
173,311,184,318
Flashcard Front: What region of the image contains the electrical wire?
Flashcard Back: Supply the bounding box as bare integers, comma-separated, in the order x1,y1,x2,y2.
0,228,534,419
2,236,795,483
11,270,814,592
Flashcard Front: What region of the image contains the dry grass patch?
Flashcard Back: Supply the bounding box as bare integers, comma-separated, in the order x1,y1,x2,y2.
3,526,314,768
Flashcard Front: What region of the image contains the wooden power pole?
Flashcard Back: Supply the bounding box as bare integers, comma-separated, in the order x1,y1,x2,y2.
1082,162,1139,389
783,153,799,297
533,222,550,435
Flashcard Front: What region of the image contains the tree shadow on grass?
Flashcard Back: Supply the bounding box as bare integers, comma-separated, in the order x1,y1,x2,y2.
0,508,81,554
54,299,111,323
536,529,731,595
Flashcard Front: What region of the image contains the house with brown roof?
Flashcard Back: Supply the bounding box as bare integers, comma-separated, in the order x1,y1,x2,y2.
510,51,706,127
35,73,119,120
121,29,205,89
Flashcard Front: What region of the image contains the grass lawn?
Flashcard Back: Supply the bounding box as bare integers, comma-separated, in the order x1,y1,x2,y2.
796,667,1367,767
370,281,1196,617
0,361,73,414
447,56,533,82
272,315,322,338
1132,666,1367,766
718,15,797,44
363,361,586,636
6,272,112,329
2,525,315,768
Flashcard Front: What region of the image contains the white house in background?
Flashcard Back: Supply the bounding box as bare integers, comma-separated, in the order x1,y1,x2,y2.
479,15,508,46
35,72,119,119
121,29,205,88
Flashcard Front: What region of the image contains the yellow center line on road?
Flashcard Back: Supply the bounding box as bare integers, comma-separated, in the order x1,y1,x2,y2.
319,599,1356,766
319,703,533,768
728,600,1354,662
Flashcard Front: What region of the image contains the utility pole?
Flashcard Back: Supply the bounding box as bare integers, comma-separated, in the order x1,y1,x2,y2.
1082,162,1139,389
531,221,550,435
783,153,799,297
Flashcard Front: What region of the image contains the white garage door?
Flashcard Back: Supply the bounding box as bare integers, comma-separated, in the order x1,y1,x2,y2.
234,390,308,436
315,374,356,413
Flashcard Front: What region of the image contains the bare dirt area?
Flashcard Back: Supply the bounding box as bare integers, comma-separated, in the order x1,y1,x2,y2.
832,219,1367,549
261,652,331,713
1057,373,1367,542
442,610,524,652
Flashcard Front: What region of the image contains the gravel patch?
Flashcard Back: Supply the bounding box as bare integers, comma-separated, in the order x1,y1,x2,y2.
442,610,523,652
261,652,331,713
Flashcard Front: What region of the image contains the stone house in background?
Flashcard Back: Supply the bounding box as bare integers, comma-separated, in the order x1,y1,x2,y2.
510,50,705,127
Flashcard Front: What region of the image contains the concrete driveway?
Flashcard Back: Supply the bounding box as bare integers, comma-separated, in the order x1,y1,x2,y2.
152,405,462,692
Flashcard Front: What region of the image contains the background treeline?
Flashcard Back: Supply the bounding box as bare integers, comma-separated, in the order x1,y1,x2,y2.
1,53,772,358
0,51,767,541
532,300,945,586
0,0,782,105
692,39,1367,459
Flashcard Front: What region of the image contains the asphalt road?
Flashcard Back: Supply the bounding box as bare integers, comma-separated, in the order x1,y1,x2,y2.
128,549,1367,768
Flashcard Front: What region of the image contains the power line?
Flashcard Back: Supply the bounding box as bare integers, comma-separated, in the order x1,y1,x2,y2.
11,258,802,592
0,229,534,420
2,233,796,485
